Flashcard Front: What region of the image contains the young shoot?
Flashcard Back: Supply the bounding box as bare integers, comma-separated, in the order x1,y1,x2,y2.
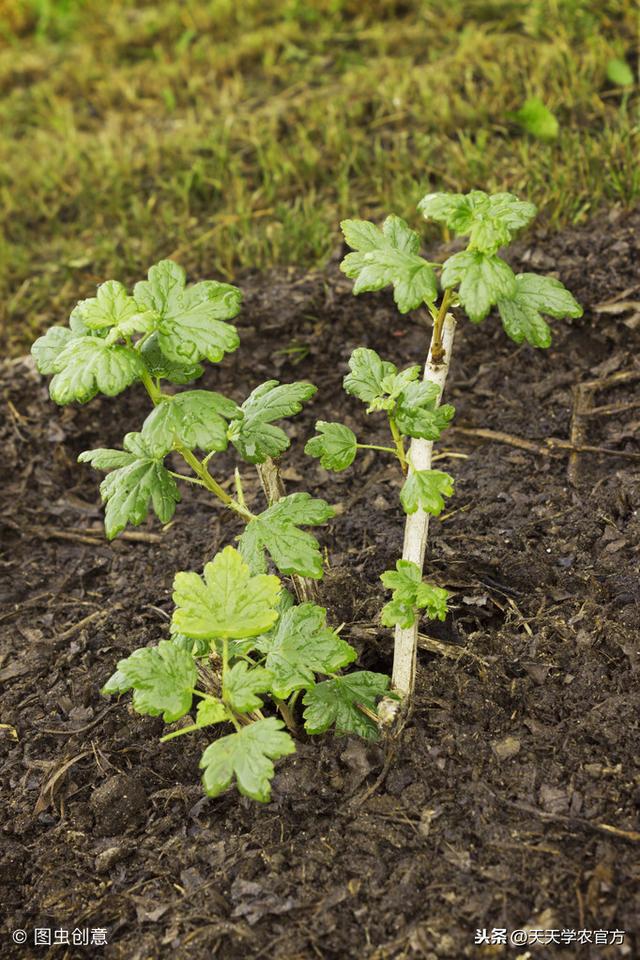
306,190,582,703
32,260,391,802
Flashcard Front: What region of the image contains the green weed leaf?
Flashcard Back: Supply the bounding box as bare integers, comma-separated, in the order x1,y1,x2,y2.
134,260,241,365
606,58,634,87
497,273,583,348
400,469,454,515
305,421,357,471
228,380,317,464
172,545,281,641
441,250,516,323
513,97,559,141
200,716,296,802
102,639,196,723
238,493,334,579
256,603,357,698
141,389,241,456
79,432,179,538
303,671,390,739
340,215,438,311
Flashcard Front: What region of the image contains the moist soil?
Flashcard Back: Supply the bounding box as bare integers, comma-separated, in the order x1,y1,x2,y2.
1,208,639,960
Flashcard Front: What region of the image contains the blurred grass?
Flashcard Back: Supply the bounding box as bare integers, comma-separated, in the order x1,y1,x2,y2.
0,0,638,353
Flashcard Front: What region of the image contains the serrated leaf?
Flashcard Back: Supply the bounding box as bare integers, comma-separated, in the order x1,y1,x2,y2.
79,432,180,538
415,581,449,621
380,597,417,628
305,421,357,472
140,331,204,385
200,716,296,802
228,380,317,464
380,559,449,626
238,493,333,579
380,559,422,600
343,347,397,403
134,260,241,365
303,671,389,740
102,668,130,695
423,189,537,249
400,469,454,515
104,639,196,723
607,57,634,87
141,389,241,456
194,698,230,727
47,336,144,405
394,381,455,440
419,190,536,253
256,603,357,698
497,273,583,348
172,545,281,641
31,326,76,375
513,97,559,142
340,215,438,311
169,630,211,658
74,280,146,331
441,250,516,323
223,662,272,713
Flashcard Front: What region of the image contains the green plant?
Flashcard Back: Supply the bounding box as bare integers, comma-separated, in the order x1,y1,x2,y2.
306,190,582,702
31,260,390,802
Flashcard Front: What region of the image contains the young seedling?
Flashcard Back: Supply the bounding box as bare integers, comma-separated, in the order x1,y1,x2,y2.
32,260,390,801
306,191,582,704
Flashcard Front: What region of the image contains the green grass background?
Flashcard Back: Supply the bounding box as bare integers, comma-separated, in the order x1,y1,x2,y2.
0,0,637,353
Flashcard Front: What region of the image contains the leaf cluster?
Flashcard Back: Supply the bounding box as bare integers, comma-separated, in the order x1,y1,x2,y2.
104,547,389,801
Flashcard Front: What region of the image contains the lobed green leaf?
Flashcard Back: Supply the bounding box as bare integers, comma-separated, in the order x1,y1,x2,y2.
238,493,334,579
256,603,357,698
303,671,390,740
340,215,438,312
172,545,281,641
141,389,241,457
134,260,241,365
441,250,516,323
419,190,536,253
200,716,296,802
102,640,196,724
305,421,358,472
228,380,317,464
400,469,454,516
79,432,180,538
496,273,583,348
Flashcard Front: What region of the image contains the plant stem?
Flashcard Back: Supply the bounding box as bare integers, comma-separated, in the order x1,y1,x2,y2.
356,443,398,455
430,289,453,365
176,443,255,522
256,457,319,604
139,368,163,405
392,311,457,699
388,416,408,474
273,696,299,735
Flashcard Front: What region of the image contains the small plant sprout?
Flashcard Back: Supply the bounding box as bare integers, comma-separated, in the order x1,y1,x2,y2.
32,260,390,802
306,190,582,706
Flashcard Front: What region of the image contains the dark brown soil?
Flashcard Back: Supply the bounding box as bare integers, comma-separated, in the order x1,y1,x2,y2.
1,208,639,960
